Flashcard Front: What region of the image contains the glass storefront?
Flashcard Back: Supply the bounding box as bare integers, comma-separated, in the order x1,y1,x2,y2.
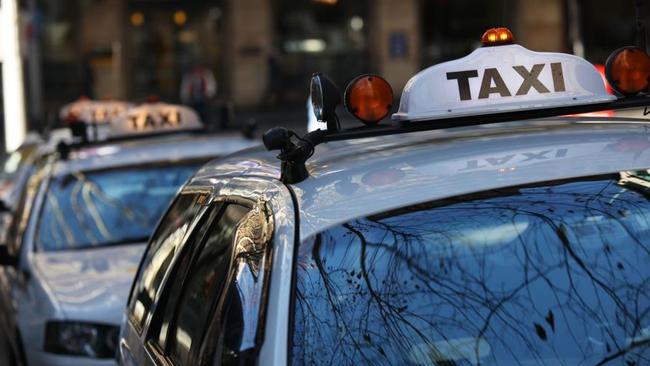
127,1,224,102
39,0,84,108
579,0,645,64
272,0,369,104
420,0,515,67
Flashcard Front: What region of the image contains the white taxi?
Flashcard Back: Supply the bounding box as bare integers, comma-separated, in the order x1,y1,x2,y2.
0,103,258,366
119,28,650,365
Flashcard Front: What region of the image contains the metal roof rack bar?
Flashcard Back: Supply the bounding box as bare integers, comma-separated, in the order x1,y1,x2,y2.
323,95,650,143
264,95,650,184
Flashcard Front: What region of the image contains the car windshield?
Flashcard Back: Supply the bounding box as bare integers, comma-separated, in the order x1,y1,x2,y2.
35,161,203,251
292,172,650,365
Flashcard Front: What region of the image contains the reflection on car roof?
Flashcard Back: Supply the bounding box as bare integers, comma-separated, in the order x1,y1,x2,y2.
52,133,258,176
191,118,650,240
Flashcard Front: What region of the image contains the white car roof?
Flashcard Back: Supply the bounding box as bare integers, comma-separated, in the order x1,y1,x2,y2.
51,133,259,176
191,118,650,240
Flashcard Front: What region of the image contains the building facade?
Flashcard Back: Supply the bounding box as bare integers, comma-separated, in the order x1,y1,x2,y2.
25,0,646,129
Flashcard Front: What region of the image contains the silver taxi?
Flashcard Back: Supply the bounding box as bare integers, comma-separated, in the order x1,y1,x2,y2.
0,102,257,366
119,29,650,365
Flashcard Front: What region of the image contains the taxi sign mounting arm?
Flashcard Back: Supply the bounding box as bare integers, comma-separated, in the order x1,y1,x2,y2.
265,95,650,184
263,128,325,184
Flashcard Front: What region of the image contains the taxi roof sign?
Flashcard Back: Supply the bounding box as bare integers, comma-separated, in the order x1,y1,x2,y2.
60,100,133,124
109,102,203,138
393,44,616,122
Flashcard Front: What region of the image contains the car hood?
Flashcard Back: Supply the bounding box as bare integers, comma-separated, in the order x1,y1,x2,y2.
32,243,146,324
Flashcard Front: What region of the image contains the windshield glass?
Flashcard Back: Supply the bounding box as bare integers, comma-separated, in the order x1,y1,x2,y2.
35,162,203,251
292,172,650,365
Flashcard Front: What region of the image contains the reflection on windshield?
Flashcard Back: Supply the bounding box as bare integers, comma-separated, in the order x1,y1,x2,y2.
293,173,650,366
36,163,201,251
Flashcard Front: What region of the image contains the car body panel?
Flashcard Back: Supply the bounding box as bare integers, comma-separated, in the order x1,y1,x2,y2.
31,243,146,324
53,133,258,176
201,176,297,366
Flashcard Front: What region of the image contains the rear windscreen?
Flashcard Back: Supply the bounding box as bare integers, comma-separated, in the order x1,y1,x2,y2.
292,172,650,365
35,162,203,251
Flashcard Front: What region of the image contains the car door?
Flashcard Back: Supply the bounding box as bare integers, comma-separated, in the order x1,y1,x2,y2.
0,158,51,364
138,177,296,366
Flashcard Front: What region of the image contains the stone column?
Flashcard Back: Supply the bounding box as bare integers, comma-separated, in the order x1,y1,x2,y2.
369,0,420,92
79,0,127,99
224,0,273,107
515,0,567,52
1,0,27,150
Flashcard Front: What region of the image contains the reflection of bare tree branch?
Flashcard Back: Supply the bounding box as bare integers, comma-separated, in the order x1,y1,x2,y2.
344,223,445,361
293,177,650,365
595,337,650,365
309,235,376,365
70,177,99,243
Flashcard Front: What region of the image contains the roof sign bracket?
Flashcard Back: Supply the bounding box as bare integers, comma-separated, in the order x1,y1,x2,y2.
262,127,325,184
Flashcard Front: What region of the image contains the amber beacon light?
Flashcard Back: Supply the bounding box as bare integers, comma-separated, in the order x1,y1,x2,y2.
481,27,514,47
605,46,650,96
344,74,394,125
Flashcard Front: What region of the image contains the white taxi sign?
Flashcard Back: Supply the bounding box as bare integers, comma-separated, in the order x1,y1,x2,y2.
60,100,133,124
109,102,203,137
393,44,617,121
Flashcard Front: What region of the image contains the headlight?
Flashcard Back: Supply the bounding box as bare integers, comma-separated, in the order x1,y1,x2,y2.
44,321,119,358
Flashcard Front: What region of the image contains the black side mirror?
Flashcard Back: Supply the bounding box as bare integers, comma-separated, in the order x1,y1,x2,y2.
310,73,341,132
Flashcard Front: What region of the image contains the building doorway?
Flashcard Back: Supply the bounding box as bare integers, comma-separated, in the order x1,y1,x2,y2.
272,0,370,105
127,1,225,103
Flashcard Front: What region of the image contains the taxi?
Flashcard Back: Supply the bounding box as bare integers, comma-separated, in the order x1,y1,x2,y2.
119,28,650,365
0,101,258,366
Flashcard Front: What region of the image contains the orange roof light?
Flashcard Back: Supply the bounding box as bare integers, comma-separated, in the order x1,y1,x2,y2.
344,74,393,125
145,95,160,103
605,46,650,96
481,27,514,47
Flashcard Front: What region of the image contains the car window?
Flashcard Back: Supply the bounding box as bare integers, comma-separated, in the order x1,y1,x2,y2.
291,172,650,365
147,202,224,349
35,162,202,251
128,191,207,332
198,202,275,366
164,203,250,365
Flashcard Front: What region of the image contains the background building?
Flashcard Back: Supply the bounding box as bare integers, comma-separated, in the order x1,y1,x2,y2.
1,0,648,148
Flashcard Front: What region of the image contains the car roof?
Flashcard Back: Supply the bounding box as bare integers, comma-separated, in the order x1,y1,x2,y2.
191,118,650,240
51,132,259,176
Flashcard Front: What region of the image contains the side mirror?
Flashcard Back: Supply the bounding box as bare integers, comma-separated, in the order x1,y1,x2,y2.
310,73,341,132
